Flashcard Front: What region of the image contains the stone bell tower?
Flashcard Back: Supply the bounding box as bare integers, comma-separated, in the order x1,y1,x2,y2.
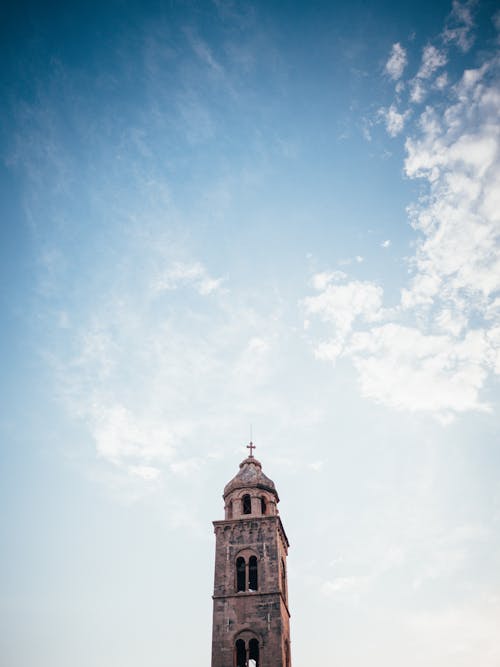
211,444,292,667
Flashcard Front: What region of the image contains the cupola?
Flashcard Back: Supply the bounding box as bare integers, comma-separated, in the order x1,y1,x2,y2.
223,446,279,519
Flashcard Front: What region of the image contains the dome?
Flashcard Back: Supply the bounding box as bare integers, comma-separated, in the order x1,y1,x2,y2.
223,456,279,501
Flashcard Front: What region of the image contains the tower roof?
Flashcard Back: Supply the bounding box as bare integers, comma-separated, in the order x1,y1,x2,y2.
223,456,279,501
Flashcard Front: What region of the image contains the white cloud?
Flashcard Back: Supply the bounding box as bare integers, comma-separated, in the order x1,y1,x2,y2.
338,255,366,266
442,0,477,52
310,270,347,290
348,325,490,419
381,239,391,248
305,54,500,421
385,42,408,80
304,280,384,336
154,261,223,294
404,65,500,307
304,281,384,365
435,72,449,89
409,45,447,105
379,104,410,137
90,402,178,465
313,338,345,363
435,308,467,336
417,45,448,80
410,78,426,104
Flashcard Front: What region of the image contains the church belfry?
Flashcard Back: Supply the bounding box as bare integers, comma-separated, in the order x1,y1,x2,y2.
211,445,292,667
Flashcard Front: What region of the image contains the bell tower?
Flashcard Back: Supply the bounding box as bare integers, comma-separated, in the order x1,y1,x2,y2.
211,444,292,667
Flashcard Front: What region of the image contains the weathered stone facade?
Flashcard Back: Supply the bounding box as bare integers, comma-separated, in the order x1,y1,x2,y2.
211,453,291,667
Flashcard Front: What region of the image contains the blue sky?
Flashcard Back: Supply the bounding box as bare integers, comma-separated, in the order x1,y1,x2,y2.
1,1,500,665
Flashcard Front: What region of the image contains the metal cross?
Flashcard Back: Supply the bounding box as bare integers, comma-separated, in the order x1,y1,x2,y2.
247,441,256,457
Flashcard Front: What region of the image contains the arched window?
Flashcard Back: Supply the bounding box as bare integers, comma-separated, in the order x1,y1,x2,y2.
249,638,259,667
281,558,287,600
227,500,233,519
235,639,246,667
242,494,252,514
234,637,259,667
236,557,246,592
260,496,267,514
249,556,258,591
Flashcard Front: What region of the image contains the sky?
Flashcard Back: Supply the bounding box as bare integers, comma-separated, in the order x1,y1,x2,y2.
1,0,500,665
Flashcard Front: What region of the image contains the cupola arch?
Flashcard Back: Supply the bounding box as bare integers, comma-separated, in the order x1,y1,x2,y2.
224,487,278,519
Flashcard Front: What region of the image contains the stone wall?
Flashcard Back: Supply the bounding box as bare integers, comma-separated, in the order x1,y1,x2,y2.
211,515,291,667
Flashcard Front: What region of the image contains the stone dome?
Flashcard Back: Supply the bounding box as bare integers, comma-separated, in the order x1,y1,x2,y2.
223,456,279,501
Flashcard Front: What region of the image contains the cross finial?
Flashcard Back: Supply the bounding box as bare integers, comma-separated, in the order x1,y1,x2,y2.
247,441,256,457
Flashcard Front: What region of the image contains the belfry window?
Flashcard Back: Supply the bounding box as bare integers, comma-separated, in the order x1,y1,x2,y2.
235,639,246,667
260,496,267,514
234,638,259,667
236,557,246,592
249,556,258,591
242,494,252,515
227,501,233,519
249,638,259,667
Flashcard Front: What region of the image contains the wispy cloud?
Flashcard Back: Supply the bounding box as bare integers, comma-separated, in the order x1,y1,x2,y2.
385,42,408,80
154,260,223,294
416,45,448,80
409,45,448,104
378,104,410,137
184,28,225,76
442,0,477,52
46,221,298,495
